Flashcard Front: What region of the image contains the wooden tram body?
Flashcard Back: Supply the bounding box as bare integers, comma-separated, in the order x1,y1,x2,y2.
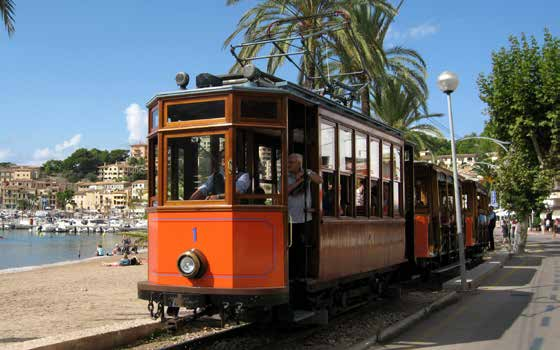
462,180,490,255
138,73,408,321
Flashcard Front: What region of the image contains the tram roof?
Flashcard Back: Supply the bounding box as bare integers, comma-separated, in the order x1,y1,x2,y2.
146,80,404,138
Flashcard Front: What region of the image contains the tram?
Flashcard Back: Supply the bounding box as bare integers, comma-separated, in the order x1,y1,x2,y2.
138,66,408,323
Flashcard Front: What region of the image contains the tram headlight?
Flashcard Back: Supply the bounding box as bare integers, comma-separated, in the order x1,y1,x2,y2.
177,249,205,279
175,72,190,89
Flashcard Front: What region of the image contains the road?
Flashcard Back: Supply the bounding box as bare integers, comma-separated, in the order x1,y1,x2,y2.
369,232,560,350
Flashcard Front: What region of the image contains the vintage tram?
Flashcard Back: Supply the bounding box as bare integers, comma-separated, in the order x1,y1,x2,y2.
138,67,408,323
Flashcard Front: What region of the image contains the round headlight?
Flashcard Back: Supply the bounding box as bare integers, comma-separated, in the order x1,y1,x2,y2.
178,256,196,275
177,249,205,279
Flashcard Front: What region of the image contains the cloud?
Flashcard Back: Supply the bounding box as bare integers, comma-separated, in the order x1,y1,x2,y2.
33,134,82,163
126,103,148,144
0,148,12,161
409,23,439,39
387,23,439,42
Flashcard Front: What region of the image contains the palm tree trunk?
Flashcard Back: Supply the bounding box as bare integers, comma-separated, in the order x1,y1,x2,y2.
360,84,370,117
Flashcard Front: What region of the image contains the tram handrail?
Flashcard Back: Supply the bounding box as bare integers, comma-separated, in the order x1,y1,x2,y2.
288,215,293,248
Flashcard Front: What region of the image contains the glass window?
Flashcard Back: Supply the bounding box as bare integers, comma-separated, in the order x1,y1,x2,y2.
148,138,158,206
322,172,335,216
167,134,225,201
393,182,400,215
321,123,335,170
340,174,353,216
240,99,278,119
356,134,367,176
394,146,401,182
383,181,391,216
339,128,353,172
150,106,159,132
382,143,391,180
356,177,367,216
370,179,380,216
235,128,283,205
167,100,225,123
370,138,380,179
415,180,429,209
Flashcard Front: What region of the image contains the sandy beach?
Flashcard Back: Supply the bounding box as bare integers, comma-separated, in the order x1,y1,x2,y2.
0,254,150,348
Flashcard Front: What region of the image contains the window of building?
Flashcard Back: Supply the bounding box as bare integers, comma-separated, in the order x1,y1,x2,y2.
150,106,159,132
167,100,225,123
166,134,225,201
235,128,283,205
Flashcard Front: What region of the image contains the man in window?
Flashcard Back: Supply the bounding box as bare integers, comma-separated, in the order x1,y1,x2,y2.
190,150,250,200
287,153,322,278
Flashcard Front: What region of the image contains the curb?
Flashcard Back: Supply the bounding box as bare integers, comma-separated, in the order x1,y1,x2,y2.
5,319,165,350
347,292,459,350
442,251,512,291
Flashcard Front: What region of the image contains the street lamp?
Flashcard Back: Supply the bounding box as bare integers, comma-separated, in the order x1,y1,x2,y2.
437,71,467,291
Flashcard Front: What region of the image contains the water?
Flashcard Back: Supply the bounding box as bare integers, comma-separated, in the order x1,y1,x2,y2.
0,229,124,270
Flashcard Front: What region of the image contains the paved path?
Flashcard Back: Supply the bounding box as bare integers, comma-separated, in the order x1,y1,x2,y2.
369,232,560,350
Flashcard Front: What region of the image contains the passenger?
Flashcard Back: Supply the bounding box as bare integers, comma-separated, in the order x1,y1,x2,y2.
287,153,323,279
96,244,106,256
487,206,497,251
190,150,250,200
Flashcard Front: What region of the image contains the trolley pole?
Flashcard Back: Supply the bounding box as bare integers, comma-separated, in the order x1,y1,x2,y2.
438,71,467,291
447,93,467,291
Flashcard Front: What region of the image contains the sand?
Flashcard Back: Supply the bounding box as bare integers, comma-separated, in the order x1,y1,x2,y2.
0,254,150,348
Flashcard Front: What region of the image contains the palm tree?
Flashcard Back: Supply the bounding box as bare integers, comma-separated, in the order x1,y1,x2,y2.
0,0,15,36
371,77,444,151
224,0,395,88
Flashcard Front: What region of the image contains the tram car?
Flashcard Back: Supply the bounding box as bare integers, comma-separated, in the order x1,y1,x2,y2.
138,66,409,323
462,180,490,256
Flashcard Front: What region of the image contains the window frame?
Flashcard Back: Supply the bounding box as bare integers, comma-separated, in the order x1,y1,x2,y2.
163,95,231,128
162,128,232,206
234,93,284,125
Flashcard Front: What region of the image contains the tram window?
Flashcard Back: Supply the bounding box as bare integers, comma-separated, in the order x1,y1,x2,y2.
356,134,367,176
393,146,401,182
235,128,283,205
439,180,449,224
339,128,353,172
150,106,159,132
322,172,335,216
393,182,401,216
382,143,391,180
166,134,225,201
415,180,429,209
370,179,380,217
462,194,469,210
340,174,353,216
320,122,335,170
370,138,380,179
383,181,392,216
240,98,278,119
148,137,158,206
356,177,367,216
167,100,225,123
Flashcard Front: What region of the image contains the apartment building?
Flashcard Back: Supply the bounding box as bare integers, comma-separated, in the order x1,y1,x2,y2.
98,161,135,181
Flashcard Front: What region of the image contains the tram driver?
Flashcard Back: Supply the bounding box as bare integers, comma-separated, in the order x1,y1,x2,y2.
189,150,251,200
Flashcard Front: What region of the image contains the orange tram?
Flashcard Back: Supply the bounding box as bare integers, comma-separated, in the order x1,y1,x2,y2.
138,67,491,324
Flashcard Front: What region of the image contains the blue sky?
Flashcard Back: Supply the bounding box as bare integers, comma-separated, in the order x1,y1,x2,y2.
0,1,558,164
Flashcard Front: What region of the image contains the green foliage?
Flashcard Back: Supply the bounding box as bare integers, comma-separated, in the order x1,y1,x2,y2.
0,162,15,167
0,0,15,37
41,148,129,182
127,157,145,166
478,28,560,217
56,189,75,209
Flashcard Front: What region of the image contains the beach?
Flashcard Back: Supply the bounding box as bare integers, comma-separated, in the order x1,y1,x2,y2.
0,254,149,348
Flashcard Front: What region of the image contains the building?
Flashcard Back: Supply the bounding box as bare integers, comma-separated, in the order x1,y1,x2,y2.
0,178,71,209
130,144,148,160
131,180,148,201
98,161,135,181
72,180,146,212
0,167,14,182
13,166,41,180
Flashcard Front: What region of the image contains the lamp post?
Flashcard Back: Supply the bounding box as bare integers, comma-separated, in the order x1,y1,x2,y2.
437,71,467,291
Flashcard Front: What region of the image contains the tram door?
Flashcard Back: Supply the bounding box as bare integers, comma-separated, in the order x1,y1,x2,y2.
287,100,319,282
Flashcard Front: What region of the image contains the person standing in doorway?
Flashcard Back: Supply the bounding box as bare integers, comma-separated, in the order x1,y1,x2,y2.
287,153,322,279
487,206,497,251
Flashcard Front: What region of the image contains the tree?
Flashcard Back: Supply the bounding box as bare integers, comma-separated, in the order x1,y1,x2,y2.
56,189,75,209
371,77,443,151
224,0,394,89
0,0,15,37
478,29,560,251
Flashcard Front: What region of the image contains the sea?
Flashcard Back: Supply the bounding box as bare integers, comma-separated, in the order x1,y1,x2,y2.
0,229,124,270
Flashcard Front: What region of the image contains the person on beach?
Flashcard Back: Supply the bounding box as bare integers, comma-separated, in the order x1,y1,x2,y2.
112,244,121,255
96,244,106,256
119,254,131,266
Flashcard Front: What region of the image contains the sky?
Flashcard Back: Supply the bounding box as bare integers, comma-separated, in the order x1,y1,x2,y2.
0,1,559,165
